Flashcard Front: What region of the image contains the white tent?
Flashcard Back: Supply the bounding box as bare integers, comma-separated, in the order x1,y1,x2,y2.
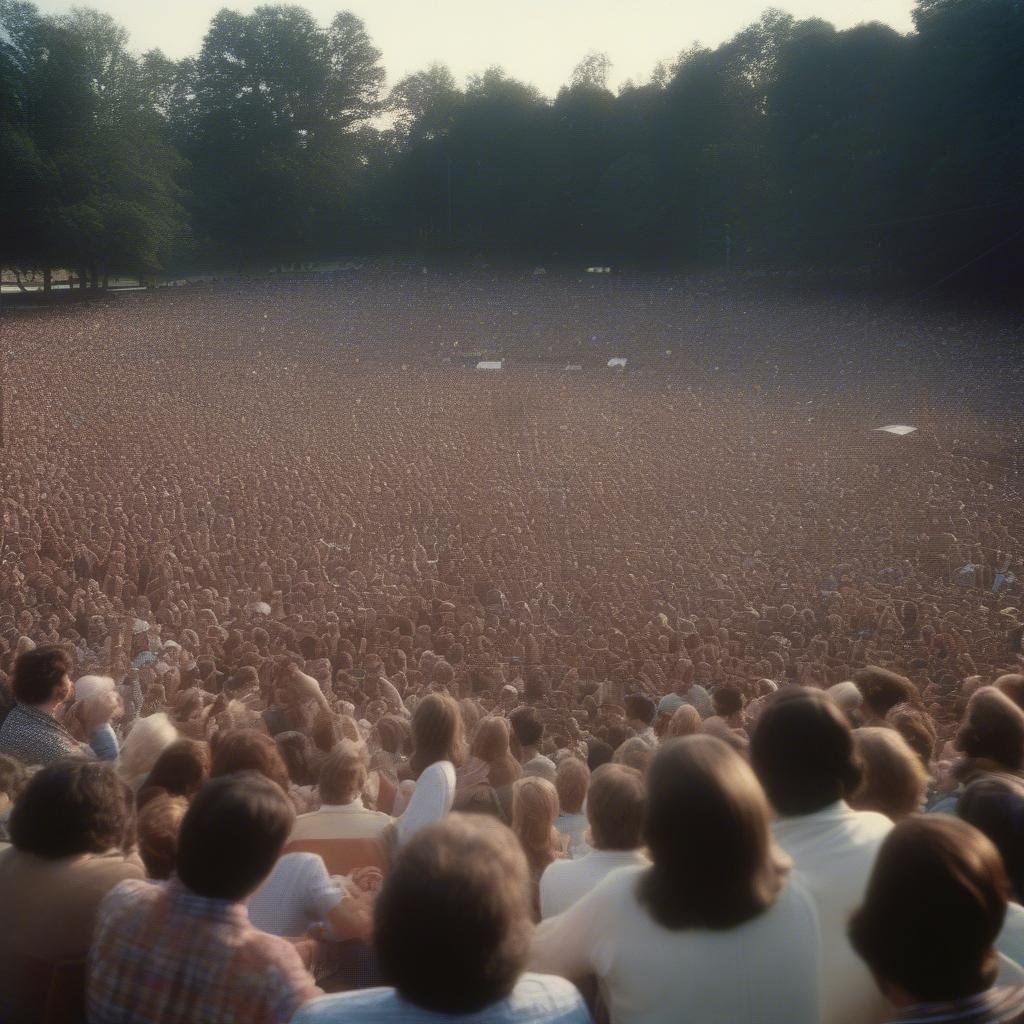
875,424,917,436
476,360,503,370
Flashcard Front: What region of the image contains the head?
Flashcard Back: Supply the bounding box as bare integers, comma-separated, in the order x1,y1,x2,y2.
624,694,656,727
850,728,929,820
510,706,544,751
994,674,1024,714
613,736,653,773
712,685,744,720
957,687,1024,770
639,736,784,929
118,714,178,781
512,776,560,868
12,645,72,707
319,740,369,805
274,731,319,788
668,703,702,738
586,738,614,772
139,739,211,805
137,794,188,880
210,729,291,791
850,816,1007,1004
826,681,864,723
854,666,918,721
375,814,532,1014
751,687,862,816
587,762,646,851
410,693,466,775
958,778,1024,904
176,771,295,900
555,757,590,815
472,716,513,763
10,760,133,858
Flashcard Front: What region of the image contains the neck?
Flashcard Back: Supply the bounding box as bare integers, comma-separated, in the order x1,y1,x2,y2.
38,696,66,717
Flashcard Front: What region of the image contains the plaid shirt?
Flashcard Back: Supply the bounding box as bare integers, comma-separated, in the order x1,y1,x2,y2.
88,877,321,1024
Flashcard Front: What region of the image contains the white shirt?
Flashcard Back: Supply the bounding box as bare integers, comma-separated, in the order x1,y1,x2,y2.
554,812,589,860
999,902,1024,967
540,848,648,919
247,852,344,937
396,761,456,846
529,864,821,1024
771,801,893,1024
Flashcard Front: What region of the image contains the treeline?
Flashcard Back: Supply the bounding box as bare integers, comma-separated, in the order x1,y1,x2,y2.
1,0,1022,288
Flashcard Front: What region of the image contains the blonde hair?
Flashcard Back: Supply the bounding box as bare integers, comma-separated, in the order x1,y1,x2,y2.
118,713,178,783
555,757,590,814
668,704,702,738
850,727,929,820
512,776,561,874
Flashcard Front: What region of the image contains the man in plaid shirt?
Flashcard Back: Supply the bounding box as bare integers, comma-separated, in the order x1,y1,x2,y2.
88,771,321,1024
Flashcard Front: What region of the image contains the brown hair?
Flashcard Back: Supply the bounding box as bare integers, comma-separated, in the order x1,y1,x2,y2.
957,687,1024,770
995,674,1024,714
850,816,1007,1002
668,704,702,738
854,666,919,719
850,728,928,820
587,763,646,851
138,795,188,879
471,717,521,788
555,757,590,815
138,739,211,807
886,702,938,769
410,693,466,776
319,740,369,804
210,729,291,791
375,814,532,1014
512,776,561,876
12,645,71,705
639,736,785,929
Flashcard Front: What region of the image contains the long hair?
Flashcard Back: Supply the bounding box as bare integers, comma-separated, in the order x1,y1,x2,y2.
409,693,466,776
511,776,561,876
638,736,786,930
472,717,521,787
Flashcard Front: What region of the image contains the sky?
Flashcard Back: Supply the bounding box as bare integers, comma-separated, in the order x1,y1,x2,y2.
33,0,917,97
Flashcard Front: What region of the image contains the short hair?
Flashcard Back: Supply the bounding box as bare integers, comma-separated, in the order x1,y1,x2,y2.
886,702,938,768
668,704,702,738
375,814,532,1014
957,688,1024,769
587,763,646,851
850,816,1007,1002
995,674,1024,713
12,645,71,705
625,694,655,726
586,738,614,772
850,728,928,820
555,757,590,814
211,729,291,790
10,761,131,858
410,693,466,776
639,736,783,929
712,685,744,718
613,736,653,773
854,666,918,718
138,795,188,880
751,688,862,816
319,740,368,804
176,772,294,900
118,714,178,782
138,739,211,806
958,777,1024,903
509,706,543,749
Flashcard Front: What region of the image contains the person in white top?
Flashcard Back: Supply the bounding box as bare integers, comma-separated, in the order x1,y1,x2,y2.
751,687,894,1024
541,762,647,919
530,735,822,1024
554,757,591,859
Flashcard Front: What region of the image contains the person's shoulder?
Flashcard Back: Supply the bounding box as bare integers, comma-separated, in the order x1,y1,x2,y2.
100,875,157,918
289,986,397,1023
845,807,895,842
509,973,592,1022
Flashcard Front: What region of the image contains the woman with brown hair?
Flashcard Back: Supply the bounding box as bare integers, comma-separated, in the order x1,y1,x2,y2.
530,736,821,1024
849,727,928,820
512,776,565,919
470,716,522,788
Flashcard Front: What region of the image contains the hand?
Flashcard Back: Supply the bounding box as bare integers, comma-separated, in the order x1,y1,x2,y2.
83,690,121,734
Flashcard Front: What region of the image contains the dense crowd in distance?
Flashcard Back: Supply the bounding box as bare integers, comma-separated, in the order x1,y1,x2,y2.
0,270,1023,1024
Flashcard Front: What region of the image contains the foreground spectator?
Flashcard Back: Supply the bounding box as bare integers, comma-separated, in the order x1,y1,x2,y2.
850,728,929,820
87,771,320,1023
0,761,144,1024
850,816,1024,1023
540,762,647,919
530,736,821,1024
291,814,590,1024
751,687,893,1024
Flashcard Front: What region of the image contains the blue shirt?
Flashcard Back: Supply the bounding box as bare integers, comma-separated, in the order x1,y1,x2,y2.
290,973,591,1024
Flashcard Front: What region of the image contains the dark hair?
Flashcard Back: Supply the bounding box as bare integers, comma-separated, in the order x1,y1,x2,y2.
274,731,320,788
625,694,656,726
12,645,72,705
137,794,188,880
138,739,211,807
751,688,862,816
886,703,938,768
713,685,744,718
9,760,131,858
638,736,784,929
176,772,294,900
958,778,1024,903
957,688,1024,770
588,763,646,850
850,816,1007,1002
509,706,543,749
854,666,918,719
375,814,532,1014
319,740,368,804
586,738,614,772
210,729,291,791
409,694,466,775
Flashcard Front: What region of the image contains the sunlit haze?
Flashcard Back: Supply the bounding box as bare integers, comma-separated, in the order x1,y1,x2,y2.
32,0,916,95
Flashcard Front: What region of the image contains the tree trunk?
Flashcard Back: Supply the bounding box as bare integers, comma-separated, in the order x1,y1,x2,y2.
43,267,51,294
90,268,99,291
102,273,109,290
80,269,87,291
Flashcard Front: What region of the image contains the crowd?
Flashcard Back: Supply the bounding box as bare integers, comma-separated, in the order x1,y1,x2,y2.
0,269,1022,1023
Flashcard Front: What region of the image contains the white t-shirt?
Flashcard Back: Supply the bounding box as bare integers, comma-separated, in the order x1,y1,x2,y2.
530,864,821,1024
540,849,648,919
247,852,344,937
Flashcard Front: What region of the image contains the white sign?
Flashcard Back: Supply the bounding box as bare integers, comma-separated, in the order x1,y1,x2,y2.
476,360,503,370
607,358,627,369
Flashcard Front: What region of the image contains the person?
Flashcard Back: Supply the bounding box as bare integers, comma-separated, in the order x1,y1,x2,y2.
87,771,320,1023
511,706,556,781
530,736,822,1024
468,715,522,788
656,667,713,720
540,762,647,919
137,738,211,807
850,816,1024,1023
290,814,591,1024
667,703,702,738
118,713,179,791
0,751,27,847
513,776,565,918
137,794,188,879
854,667,920,727
751,687,893,1024
0,646,106,764
850,728,929,820
554,757,591,857
0,761,145,1024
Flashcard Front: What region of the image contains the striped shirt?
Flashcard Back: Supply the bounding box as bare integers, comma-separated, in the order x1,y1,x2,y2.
87,877,320,1024
895,986,1024,1024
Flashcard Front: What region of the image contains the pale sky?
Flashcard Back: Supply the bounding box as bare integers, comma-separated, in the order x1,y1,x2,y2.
34,0,917,96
